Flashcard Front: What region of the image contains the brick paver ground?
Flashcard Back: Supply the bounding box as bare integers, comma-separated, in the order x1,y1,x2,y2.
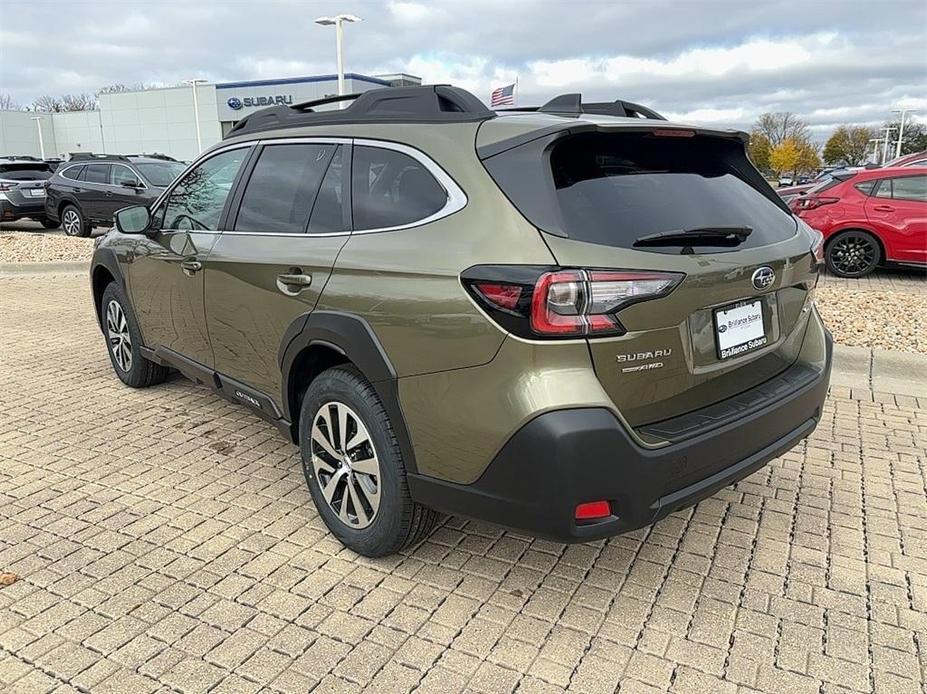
818,265,927,294
1,274,925,694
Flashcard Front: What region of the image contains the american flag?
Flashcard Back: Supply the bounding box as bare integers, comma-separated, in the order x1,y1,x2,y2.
490,83,516,107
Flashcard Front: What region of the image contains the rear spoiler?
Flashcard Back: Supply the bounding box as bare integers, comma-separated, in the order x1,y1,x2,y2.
477,120,749,160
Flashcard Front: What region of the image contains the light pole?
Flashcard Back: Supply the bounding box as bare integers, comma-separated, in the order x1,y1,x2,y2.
314,14,362,105
30,116,46,159
892,109,920,159
880,126,896,165
184,78,208,153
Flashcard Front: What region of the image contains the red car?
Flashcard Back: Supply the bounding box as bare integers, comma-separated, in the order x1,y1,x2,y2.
790,167,926,277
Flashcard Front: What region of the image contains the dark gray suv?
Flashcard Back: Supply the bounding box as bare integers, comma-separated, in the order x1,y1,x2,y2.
45,155,185,236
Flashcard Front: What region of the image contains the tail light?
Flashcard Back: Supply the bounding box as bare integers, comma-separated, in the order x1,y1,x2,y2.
463,265,683,339
792,196,838,212
810,229,825,266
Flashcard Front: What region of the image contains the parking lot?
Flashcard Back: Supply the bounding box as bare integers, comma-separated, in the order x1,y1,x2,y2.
0,272,925,693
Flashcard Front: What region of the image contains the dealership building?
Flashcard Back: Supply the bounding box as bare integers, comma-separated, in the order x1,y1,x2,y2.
0,72,421,162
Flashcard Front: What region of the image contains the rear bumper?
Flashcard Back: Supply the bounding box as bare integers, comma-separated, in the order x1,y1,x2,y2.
409,330,832,542
0,196,46,221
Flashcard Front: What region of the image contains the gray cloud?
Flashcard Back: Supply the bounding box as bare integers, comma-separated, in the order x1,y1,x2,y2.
1,0,925,140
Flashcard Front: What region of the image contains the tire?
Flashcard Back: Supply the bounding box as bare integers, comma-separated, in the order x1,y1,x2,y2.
40,218,59,230
299,366,439,557
100,282,169,388
61,204,89,237
825,230,881,278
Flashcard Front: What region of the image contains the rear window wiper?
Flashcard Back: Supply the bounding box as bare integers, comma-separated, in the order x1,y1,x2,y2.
633,226,752,248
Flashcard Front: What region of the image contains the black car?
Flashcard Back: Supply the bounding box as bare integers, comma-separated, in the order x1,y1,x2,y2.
0,160,57,227
45,155,186,237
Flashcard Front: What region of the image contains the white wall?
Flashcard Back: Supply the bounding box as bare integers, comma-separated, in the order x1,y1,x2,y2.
49,111,104,157
100,84,221,161
0,110,57,158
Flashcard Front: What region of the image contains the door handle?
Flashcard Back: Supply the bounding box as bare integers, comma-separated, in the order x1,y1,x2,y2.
105,191,113,197
873,204,894,212
276,271,312,295
180,259,202,276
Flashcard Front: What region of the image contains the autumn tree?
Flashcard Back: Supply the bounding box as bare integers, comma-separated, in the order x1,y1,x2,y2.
795,140,822,174
823,125,874,166
748,132,772,173
770,138,801,176
753,112,810,148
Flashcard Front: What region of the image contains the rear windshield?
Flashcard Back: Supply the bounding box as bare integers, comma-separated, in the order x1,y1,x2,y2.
548,132,795,250
0,163,52,180
135,162,185,187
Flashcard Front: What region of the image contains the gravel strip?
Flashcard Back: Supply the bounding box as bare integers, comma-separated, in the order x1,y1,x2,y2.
816,286,927,354
0,232,94,263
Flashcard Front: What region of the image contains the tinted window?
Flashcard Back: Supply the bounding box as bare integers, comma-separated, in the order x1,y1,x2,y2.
854,180,877,196
61,165,84,181
548,132,796,251
351,146,447,230
135,162,185,187
890,175,926,202
83,164,111,184
308,146,347,234
874,180,893,199
111,165,141,187
235,143,335,233
162,148,248,231
0,163,52,179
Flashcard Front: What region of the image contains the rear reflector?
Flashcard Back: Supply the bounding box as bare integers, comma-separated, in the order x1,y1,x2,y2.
473,282,522,311
575,500,611,520
652,129,695,138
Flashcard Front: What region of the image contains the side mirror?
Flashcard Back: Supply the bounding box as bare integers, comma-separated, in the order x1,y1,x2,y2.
115,205,152,234
121,179,143,190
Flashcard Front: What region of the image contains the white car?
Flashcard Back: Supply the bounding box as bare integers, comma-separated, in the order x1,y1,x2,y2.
777,176,794,187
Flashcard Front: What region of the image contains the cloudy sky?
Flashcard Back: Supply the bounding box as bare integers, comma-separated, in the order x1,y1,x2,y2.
1,0,925,140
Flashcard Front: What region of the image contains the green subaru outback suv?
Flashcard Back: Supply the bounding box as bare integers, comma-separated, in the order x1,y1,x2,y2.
90,85,832,557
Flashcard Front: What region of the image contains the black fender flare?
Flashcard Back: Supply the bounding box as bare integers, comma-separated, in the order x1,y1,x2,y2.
279,310,419,475
90,249,128,330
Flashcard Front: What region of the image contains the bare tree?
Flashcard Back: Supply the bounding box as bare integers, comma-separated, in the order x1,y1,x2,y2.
97,82,149,95
0,93,23,110
32,95,64,112
753,112,811,147
60,93,98,111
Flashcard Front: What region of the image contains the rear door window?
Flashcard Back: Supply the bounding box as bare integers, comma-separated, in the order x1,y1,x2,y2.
888,175,926,202
235,143,337,233
351,145,447,230
308,145,347,234
61,165,85,181
548,132,796,250
82,164,112,184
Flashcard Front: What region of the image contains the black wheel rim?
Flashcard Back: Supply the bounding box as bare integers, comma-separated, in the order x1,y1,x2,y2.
830,234,877,276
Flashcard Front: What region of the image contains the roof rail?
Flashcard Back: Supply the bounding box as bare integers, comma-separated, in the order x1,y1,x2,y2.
498,93,666,121
124,153,180,162
67,152,131,162
225,85,495,138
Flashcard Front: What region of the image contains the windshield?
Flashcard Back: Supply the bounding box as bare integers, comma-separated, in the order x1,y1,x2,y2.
548,132,796,251
136,162,185,187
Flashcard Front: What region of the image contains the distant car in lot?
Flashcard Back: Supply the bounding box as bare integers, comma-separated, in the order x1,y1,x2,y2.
777,175,794,187
790,167,927,277
45,155,186,236
0,160,57,227
882,150,927,169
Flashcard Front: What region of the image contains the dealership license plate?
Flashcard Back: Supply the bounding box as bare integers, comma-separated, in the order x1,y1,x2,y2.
714,299,767,359
27,188,45,197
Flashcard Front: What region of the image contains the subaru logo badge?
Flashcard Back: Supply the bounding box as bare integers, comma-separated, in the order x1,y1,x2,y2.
227,97,242,110
751,266,775,290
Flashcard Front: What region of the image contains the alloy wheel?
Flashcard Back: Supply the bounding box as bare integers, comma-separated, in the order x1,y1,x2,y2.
830,233,877,276
310,401,381,529
62,209,82,236
106,300,133,372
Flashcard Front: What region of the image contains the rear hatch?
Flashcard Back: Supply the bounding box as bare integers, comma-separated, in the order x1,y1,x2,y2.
480,123,818,428
0,162,52,206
